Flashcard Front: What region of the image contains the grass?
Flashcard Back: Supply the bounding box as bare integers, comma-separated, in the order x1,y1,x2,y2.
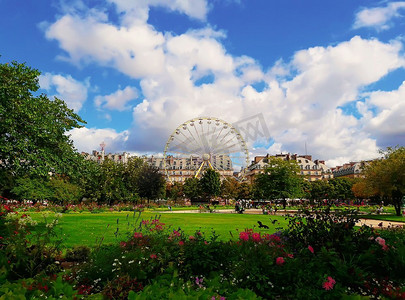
28,211,287,248
358,214,405,222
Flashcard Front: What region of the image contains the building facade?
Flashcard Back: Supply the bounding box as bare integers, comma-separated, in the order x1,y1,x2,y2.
246,153,333,183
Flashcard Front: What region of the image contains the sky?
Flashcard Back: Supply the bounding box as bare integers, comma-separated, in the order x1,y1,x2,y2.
1,0,405,168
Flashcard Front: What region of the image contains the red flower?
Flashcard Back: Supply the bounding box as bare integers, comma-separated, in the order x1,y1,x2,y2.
189,236,195,240
150,254,157,259
322,276,336,290
179,241,184,246
120,241,127,248
276,257,285,265
133,232,143,239
252,233,261,242
239,232,249,241
287,253,294,258
308,245,314,253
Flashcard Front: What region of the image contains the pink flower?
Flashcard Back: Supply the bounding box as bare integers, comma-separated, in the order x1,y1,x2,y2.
239,232,250,241
276,257,285,265
287,253,294,258
308,245,314,253
375,237,386,246
133,232,143,239
382,244,389,251
322,276,336,290
189,236,195,240
150,254,157,259
179,240,184,246
252,233,261,242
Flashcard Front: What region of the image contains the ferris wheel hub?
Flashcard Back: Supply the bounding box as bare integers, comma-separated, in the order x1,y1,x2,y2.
202,153,210,161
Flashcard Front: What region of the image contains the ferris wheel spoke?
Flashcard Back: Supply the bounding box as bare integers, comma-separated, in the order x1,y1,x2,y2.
169,136,198,154
212,138,240,154
178,130,202,153
186,126,206,154
170,134,204,155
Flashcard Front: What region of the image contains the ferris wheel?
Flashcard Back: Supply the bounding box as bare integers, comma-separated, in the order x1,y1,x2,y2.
163,117,249,182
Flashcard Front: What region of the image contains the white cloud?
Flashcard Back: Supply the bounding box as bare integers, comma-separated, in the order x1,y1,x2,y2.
95,86,138,111
359,81,405,146
39,73,89,111
354,2,405,30
45,3,405,166
45,13,166,78
68,127,129,153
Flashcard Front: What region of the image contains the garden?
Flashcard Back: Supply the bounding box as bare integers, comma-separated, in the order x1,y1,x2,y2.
1,202,404,299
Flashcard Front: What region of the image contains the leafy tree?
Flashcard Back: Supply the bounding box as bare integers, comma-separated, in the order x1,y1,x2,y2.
362,147,405,216
200,169,221,200
0,60,86,178
221,177,239,199
236,182,252,200
183,177,201,202
166,182,184,201
329,177,354,200
351,178,377,200
308,180,332,203
253,158,303,208
136,164,166,201
11,177,51,202
47,176,83,204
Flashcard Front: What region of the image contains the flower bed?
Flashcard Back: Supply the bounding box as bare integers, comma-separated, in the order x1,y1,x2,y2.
0,204,404,299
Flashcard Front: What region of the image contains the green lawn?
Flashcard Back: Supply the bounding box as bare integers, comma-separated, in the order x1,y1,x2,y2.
359,214,405,222
28,211,287,248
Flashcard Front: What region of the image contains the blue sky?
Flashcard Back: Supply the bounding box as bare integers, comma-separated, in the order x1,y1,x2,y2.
1,0,405,167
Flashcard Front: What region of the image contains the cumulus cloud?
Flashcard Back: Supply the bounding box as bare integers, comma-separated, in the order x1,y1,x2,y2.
354,2,405,30
39,73,89,111
359,81,405,147
68,127,129,153
45,2,405,167
95,86,138,111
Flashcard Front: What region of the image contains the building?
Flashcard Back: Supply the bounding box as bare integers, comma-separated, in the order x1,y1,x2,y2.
246,153,333,182
331,161,370,178
81,150,129,164
145,155,234,183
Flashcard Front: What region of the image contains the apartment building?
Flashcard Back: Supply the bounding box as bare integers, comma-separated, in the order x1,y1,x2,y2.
246,153,333,182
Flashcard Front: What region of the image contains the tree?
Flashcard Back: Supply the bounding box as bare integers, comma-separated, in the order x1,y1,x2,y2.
329,177,354,201
351,178,377,200
136,164,166,201
200,169,221,201
308,180,332,203
236,182,252,200
0,60,85,178
166,182,184,201
221,177,239,200
183,177,201,202
253,158,303,208
362,147,405,216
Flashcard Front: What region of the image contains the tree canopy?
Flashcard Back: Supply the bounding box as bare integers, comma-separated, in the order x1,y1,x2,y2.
200,169,221,200
362,147,405,216
253,157,303,207
0,60,86,178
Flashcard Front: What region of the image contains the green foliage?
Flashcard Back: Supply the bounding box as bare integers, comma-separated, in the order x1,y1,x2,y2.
329,177,354,200
0,60,86,178
253,158,303,203
136,164,166,200
362,146,405,216
65,245,90,262
183,177,201,201
200,169,221,200
221,177,239,199
308,180,331,202
11,176,82,204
